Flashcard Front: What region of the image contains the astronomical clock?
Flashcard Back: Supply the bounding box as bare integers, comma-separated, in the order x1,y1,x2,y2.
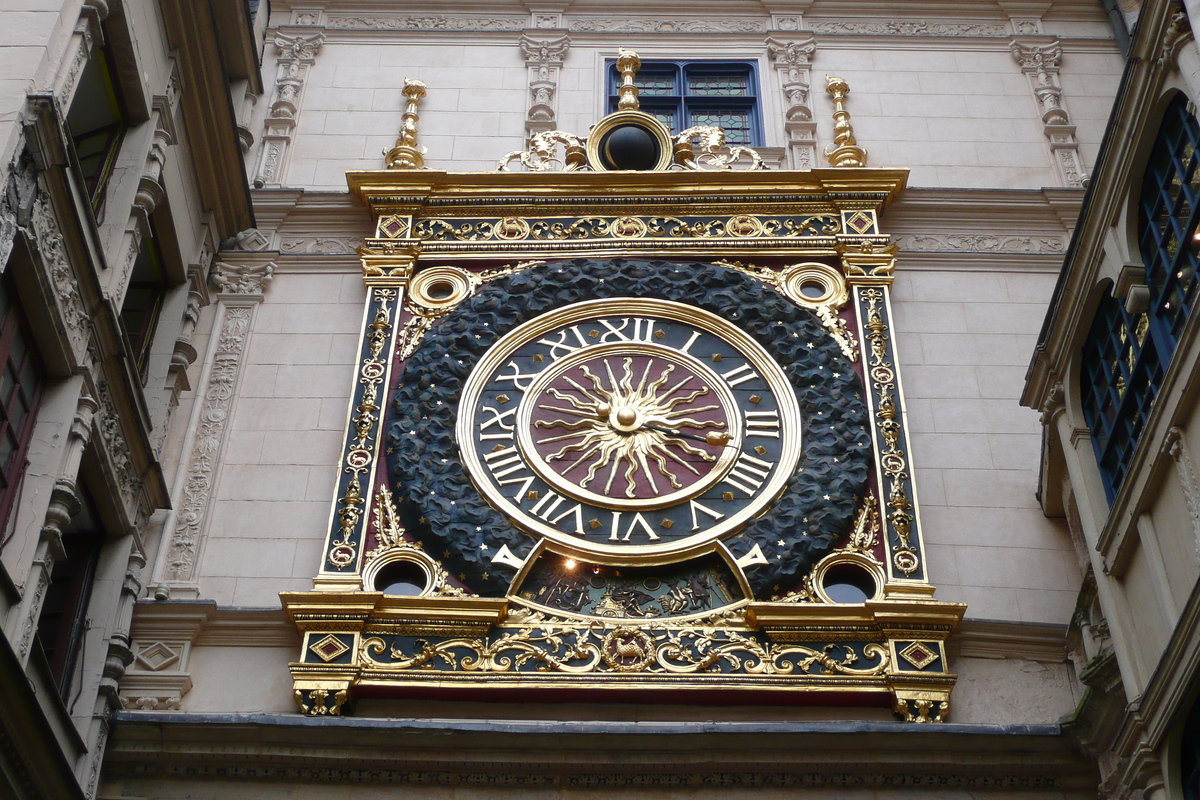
283,52,964,721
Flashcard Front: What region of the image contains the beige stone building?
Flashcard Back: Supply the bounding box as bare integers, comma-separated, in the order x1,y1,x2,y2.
0,0,1197,797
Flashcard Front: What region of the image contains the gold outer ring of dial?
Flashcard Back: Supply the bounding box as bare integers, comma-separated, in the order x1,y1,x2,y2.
516,341,742,511
456,297,803,563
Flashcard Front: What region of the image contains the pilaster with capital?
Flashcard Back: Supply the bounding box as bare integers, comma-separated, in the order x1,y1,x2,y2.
254,33,325,187
766,35,818,169
1011,39,1086,188
150,260,275,597
519,33,571,137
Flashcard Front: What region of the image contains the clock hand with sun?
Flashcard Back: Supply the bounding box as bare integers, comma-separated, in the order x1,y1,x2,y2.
640,422,735,447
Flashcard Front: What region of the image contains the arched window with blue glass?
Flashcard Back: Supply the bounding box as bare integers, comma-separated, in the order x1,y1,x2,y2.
1081,92,1200,501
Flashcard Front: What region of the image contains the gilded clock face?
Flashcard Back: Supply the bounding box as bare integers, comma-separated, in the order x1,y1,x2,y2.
457,298,802,561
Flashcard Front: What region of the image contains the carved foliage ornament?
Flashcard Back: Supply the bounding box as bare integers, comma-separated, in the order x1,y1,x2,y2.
387,259,870,597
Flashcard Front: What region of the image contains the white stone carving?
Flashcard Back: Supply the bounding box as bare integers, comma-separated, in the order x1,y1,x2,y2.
28,194,89,357
211,261,275,295
326,15,525,31
568,18,767,32
96,379,139,510
766,36,817,170
1011,39,1086,188
254,33,324,188
279,237,363,254
160,262,273,586
894,233,1068,252
519,34,570,136
808,20,1007,36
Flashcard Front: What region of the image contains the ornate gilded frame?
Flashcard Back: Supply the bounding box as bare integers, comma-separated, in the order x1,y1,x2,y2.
283,168,963,722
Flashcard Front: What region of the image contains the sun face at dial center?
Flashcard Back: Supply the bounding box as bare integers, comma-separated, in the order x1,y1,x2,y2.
519,345,739,508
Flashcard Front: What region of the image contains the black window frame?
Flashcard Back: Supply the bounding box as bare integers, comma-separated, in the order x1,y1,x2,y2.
0,275,45,538
65,38,129,215
606,60,763,147
1080,93,1200,501
120,225,169,386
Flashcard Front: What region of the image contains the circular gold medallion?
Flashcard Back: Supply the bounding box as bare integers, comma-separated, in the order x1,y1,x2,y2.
457,298,802,563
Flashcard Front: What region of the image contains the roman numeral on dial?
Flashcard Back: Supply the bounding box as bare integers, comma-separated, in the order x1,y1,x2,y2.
723,452,774,496
744,410,780,438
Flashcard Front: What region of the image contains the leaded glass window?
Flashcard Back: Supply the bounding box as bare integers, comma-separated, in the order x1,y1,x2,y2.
607,61,761,146
1081,93,1200,501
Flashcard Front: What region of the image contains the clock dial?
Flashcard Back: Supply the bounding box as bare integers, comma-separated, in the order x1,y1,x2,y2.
457,298,802,561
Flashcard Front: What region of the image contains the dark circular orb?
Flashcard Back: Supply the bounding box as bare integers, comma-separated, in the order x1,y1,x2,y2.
600,124,660,170
374,561,428,596
822,563,877,604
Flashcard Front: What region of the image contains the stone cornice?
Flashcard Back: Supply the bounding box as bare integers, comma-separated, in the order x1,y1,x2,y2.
106,711,1097,789
950,619,1068,662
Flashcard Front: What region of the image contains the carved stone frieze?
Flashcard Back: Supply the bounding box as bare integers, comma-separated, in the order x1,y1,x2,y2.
894,233,1067,253
96,380,140,510
766,36,817,169
567,18,767,32
254,33,324,188
279,236,363,254
519,34,570,136
808,20,1007,36
326,15,525,31
1011,38,1085,188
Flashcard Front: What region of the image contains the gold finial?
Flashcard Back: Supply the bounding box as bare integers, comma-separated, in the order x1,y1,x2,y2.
386,78,427,169
824,75,867,168
616,48,641,111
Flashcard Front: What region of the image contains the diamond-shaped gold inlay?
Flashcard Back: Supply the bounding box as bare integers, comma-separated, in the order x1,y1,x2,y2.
496,394,510,404
310,634,350,663
899,642,938,670
722,491,735,501
589,518,602,530
378,215,410,238
754,445,767,456
660,519,674,529
846,211,874,234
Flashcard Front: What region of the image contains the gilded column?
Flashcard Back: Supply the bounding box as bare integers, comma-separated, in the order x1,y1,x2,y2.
313,243,415,592
151,260,275,597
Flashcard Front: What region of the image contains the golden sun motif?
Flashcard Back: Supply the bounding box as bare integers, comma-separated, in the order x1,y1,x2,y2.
533,356,732,499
